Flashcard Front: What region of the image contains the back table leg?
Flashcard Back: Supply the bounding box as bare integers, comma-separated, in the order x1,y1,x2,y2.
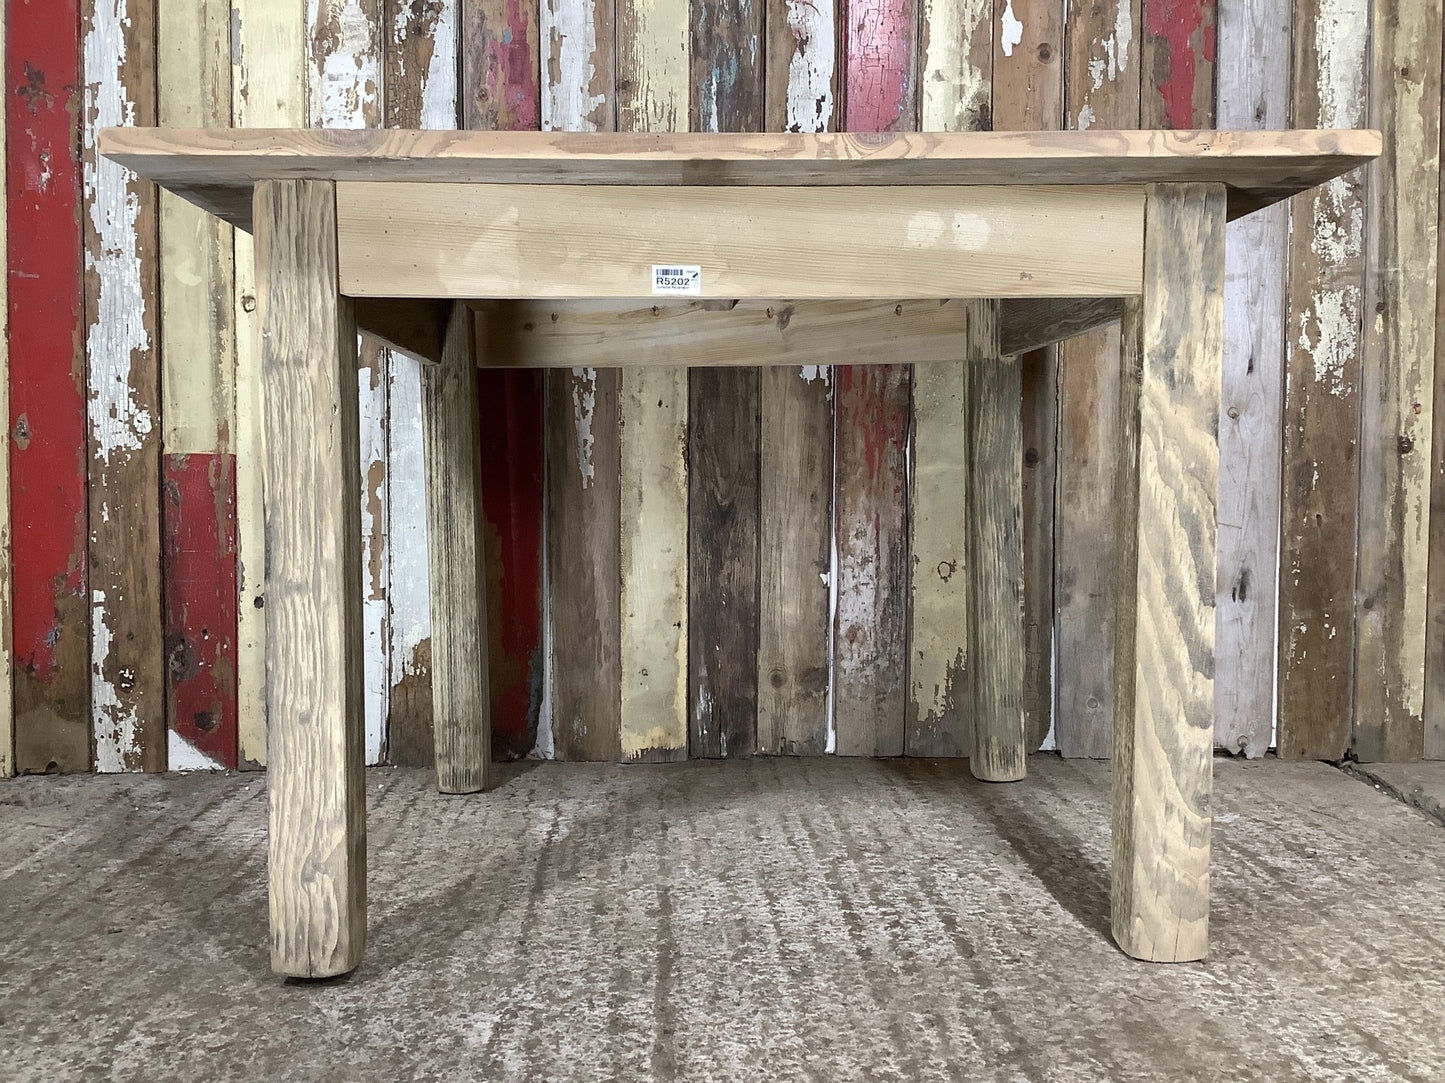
256,179,367,978
1111,182,1225,962
423,305,491,794
967,299,1027,782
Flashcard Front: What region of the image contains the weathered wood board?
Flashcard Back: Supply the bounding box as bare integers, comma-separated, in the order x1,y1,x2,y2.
464,0,546,762
757,0,835,756
617,0,690,763
541,0,620,761
233,0,309,769
689,0,764,759
1214,0,1287,759
1352,0,1439,763
382,0,458,766
0,6,9,778
9,0,92,774
1052,0,1140,759
84,0,166,773
906,0,989,759
307,0,389,768
159,0,239,772
993,0,1064,752
1278,0,1367,762
1430,66,1445,762
832,0,917,759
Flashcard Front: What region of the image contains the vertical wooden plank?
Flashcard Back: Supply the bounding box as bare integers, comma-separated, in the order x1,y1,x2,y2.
992,0,1062,752
688,0,762,758
0,3,10,779
1430,68,1445,762
462,0,545,761
1279,0,1367,761
257,178,366,979
906,1,990,758
764,0,835,133
968,303,1025,782
1140,0,1215,131
1111,183,1223,963
546,366,622,762
541,0,618,762
831,0,915,759
424,305,490,793
8,0,91,774
383,0,458,766
84,0,165,773
1353,0,1440,763
159,0,239,772
1053,0,1139,760
688,366,761,759
463,0,539,130
758,0,836,755
308,0,389,766
616,0,690,762
1213,0,1287,758
233,0,309,768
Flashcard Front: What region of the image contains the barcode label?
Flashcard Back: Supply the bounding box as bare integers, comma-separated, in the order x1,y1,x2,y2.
652,264,702,295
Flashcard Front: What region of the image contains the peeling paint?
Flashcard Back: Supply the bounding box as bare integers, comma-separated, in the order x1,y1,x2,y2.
91,589,139,772
571,366,598,487
782,0,834,133
83,0,153,468
542,0,607,131
799,365,830,385
999,0,1024,57
308,0,382,128
168,727,225,771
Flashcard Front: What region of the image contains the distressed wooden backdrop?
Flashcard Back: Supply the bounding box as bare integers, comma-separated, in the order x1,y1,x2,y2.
2,0,1442,774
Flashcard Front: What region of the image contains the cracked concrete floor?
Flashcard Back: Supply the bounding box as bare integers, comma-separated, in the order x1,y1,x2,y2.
1,756,1443,1082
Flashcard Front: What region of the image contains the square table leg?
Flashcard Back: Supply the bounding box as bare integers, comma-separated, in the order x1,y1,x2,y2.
1111,182,1225,962
255,179,367,978
967,299,1027,782
422,304,491,794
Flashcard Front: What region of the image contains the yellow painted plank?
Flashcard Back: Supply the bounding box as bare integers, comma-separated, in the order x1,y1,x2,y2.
616,0,689,762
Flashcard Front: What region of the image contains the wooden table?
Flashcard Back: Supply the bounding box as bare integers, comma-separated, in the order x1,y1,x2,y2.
102,127,1379,979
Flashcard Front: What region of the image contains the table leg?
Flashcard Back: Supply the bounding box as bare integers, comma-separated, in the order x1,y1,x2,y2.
422,304,491,794
967,299,1026,782
1111,182,1225,962
256,179,367,978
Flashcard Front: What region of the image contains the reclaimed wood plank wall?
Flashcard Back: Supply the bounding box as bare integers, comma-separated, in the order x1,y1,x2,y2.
4,0,1445,773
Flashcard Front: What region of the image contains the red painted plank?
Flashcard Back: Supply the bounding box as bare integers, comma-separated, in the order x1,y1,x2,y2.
466,0,545,759
842,0,916,132
1142,0,1217,130
162,453,239,768
7,0,91,772
463,0,541,131
477,369,544,758
832,0,916,757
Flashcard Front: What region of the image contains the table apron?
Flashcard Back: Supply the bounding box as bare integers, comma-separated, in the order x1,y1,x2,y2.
335,182,1146,301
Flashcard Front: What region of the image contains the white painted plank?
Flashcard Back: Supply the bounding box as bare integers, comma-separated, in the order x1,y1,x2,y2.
1215,0,1289,757
84,0,160,772
307,0,388,765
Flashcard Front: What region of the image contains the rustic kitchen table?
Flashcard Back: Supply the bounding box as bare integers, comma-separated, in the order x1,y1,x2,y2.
102,127,1379,979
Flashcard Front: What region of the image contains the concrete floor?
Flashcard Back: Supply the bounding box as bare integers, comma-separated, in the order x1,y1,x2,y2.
1,756,1442,1082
